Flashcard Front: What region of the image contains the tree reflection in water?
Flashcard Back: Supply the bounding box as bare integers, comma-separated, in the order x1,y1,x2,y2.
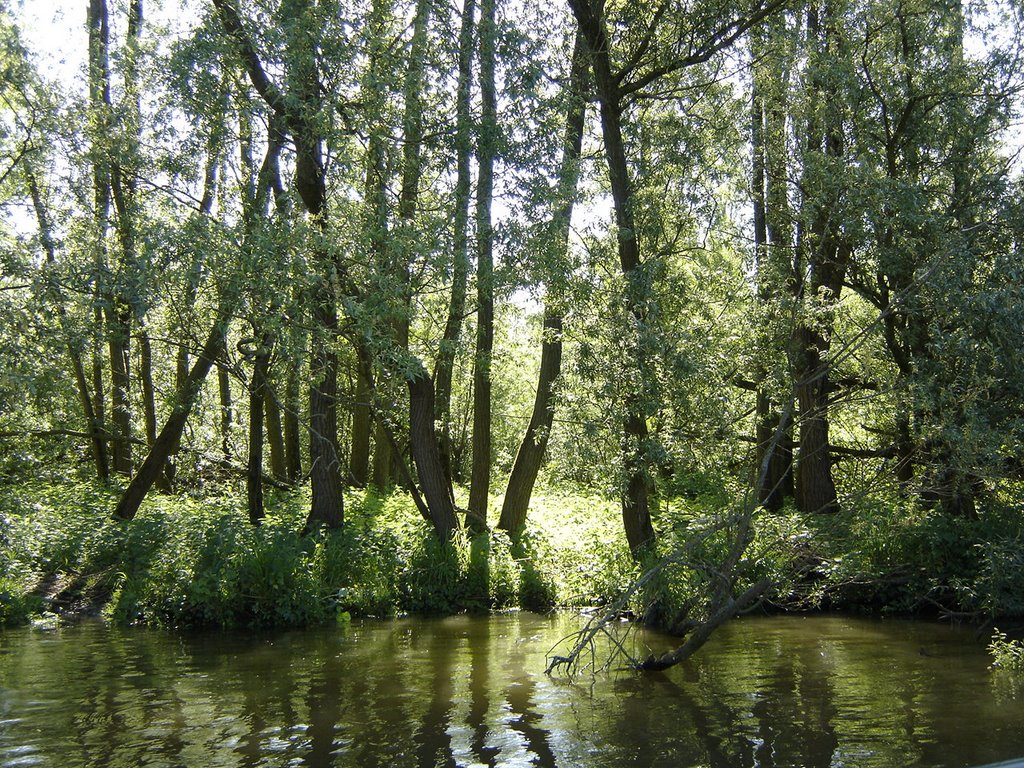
2,613,1024,767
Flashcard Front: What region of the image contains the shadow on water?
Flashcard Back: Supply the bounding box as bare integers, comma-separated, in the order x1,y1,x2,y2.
4,614,1024,767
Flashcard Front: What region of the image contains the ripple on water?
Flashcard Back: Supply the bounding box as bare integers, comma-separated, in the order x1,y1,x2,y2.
1,615,1023,767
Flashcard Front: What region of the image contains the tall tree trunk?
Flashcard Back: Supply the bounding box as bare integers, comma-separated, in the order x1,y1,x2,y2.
409,365,460,539
350,368,371,486
467,0,498,532
793,327,838,514
109,0,145,477
750,23,794,510
139,334,157,447
363,0,400,491
499,32,586,535
89,0,133,476
27,171,110,480
434,0,476,484
218,352,234,459
569,0,656,555
265,381,287,482
248,336,271,524
284,355,303,482
792,1,845,515
371,422,396,489
88,0,111,474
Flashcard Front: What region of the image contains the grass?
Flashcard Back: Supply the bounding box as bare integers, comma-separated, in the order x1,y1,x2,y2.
0,478,636,628
3,476,1023,629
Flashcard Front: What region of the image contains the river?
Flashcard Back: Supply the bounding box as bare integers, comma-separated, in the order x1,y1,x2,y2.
2,612,1022,767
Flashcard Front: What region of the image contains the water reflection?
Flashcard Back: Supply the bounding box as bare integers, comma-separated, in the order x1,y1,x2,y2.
2,613,1024,767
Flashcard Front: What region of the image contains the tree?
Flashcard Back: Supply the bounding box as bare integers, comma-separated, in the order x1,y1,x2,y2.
435,0,477,485
568,0,784,554
498,32,588,535
213,0,344,531
467,0,498,532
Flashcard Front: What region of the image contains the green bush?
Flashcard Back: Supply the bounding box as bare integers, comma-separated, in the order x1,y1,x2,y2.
5,474,1024,630
989,629,1024,673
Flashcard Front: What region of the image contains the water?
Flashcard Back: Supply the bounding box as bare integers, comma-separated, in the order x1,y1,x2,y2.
1,612,1022,767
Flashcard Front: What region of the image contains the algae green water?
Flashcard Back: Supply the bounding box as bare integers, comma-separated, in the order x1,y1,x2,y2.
2,613,1022,767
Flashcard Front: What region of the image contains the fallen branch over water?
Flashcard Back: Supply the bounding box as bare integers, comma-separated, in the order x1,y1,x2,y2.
544,511,769,676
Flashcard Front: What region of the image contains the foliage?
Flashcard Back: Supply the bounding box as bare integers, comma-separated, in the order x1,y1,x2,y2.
989,629,1024,674
1,480,635,628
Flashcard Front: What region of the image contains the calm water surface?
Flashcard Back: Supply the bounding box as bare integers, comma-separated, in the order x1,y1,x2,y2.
2,612,1023,767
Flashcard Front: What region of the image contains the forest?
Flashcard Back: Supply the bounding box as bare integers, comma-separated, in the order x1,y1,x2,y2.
1,0,1023,667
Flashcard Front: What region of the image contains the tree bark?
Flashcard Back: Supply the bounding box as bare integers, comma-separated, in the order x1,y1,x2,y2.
350,368,371,486
498,32,586,535
434,0,477,485
569,0,655,555
468,0,498,532
498,310,563,534
217,353,234,459
265,380,287,482
409,364,460,539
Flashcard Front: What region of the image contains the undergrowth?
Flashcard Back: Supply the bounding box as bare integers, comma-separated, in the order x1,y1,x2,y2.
0,479,631,628
3,477,1023,630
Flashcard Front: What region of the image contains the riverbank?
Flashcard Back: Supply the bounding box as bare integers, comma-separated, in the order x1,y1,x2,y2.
3,477,1023,630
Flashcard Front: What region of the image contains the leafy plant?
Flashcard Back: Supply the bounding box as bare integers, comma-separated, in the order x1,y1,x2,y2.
989,629,1024,673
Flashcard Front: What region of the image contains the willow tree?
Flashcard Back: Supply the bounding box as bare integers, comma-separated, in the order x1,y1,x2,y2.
435,0,477,485
842,0,1022,517
498,32,588,535
467,0,498,531
568,0,785,554
213,0,344,530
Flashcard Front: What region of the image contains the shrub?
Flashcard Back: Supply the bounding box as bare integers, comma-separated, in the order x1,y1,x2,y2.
989,629,1024,673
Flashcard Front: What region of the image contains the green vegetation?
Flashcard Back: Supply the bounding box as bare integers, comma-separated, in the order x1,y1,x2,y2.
4,475,1024,630
1,0,1023,657
989,629,1024,674
1,478,632,628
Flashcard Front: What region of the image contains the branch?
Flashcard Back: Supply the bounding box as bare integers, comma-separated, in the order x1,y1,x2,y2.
619,0,790,99
211,0,289,118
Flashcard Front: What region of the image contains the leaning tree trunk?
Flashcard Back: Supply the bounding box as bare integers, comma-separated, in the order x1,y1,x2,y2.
498,32,586,535
409,365,460,539
498,310,564,534
114,311,232,520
